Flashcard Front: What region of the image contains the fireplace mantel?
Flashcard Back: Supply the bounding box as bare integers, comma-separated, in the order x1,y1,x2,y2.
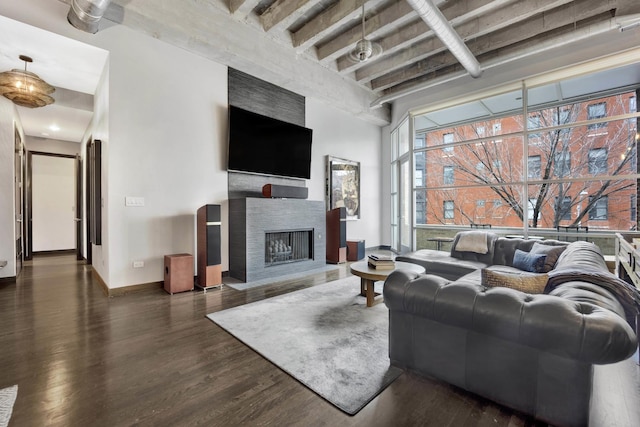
229,198,326,282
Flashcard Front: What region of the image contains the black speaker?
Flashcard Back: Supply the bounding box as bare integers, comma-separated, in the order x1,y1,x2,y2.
262,184,308,199
197,204,222,290
326,207,347,263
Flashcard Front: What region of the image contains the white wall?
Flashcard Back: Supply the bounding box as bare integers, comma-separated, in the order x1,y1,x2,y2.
31,155,75,252
0,98,20,278
99,27,228,289
307,99,383,247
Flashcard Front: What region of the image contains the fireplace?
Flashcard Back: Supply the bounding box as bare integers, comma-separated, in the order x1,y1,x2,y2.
229,198,326,282
265,230,313,266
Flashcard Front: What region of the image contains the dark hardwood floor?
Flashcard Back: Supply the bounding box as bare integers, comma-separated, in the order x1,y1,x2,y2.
0,254,638,426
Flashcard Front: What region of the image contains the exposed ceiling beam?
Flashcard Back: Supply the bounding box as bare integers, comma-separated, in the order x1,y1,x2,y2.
260,0,317,33
230,0,262,19
336,0,515,74
357,0,578,84
378,10,619,101
291,0,366,52
372,0,616,91
316,0,415,62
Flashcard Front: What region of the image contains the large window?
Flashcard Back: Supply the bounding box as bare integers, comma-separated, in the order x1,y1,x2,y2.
410,86,638,233
404,63,640,256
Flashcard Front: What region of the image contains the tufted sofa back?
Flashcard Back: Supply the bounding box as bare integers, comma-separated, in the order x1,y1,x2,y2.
450,231,568,268
492,237,568,267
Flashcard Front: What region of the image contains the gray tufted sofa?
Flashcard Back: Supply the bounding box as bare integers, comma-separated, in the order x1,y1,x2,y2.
385,232,639,427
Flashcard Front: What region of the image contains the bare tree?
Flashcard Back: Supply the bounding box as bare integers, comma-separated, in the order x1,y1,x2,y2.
428,94,637,228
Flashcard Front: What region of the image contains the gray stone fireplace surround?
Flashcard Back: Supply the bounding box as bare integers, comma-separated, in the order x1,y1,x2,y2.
229,198,326,282
227,69,326,283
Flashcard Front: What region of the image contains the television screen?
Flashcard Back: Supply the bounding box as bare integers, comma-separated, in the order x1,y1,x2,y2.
227,106,313,179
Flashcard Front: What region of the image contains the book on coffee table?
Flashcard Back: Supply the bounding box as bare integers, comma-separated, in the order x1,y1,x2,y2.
367,261,395,270
368,253,393,262
368,254,395,269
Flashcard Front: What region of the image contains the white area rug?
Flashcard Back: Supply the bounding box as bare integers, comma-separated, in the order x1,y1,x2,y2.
224,265,339,290
0,385,17,427
207,276,401,414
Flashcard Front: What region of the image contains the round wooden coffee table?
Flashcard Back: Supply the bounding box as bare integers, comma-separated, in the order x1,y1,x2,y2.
349,261,425,307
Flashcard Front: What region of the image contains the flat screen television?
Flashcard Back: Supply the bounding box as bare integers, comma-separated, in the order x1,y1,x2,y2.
227,106,313,179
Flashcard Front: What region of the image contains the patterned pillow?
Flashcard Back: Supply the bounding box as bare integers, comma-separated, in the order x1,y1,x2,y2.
481,268,548,294
529,242,567,272
512,249,547,273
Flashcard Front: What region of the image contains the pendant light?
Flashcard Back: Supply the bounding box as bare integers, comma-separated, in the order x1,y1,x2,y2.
0,55,55,108
347,4,382,63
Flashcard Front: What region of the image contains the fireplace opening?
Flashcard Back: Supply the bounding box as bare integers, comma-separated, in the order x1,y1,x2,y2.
265,230,313,266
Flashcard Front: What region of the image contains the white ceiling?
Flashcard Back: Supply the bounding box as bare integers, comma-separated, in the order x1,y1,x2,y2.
0,14,108,143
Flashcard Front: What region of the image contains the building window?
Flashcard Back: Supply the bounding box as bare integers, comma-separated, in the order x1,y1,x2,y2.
589,196,608,220
555,196,572,221
444,200,454,219
528,114,541,138
415,135,426,149
631,194,637,222
587,102,607,130
554,152,571,177
528,155,541,179
443,133,454,153
630,96,637,113
588,148,608,174
443,165,454,185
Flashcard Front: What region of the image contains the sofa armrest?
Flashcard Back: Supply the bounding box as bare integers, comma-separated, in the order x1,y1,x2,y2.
383,270,638,364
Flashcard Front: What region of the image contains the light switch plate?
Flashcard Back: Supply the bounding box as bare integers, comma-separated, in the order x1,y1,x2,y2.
125,196,145,207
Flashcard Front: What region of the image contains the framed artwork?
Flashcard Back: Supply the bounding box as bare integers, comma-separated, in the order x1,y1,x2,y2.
326,156,360,220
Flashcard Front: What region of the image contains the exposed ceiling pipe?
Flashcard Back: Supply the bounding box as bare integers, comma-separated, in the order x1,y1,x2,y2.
67,0,112,34
405,0,482,78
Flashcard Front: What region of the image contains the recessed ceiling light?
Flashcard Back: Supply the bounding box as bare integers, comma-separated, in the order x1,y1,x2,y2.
49,124,60,131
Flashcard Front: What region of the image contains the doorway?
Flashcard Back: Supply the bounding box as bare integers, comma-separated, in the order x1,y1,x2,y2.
26,152,83,259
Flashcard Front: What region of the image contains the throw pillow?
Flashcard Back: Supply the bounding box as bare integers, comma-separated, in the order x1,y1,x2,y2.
481,268,548,294
529,242,567,272
512,249,547,273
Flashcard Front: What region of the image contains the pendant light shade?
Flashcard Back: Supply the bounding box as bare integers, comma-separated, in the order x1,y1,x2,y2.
347,4,382,63
0,55,55,108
